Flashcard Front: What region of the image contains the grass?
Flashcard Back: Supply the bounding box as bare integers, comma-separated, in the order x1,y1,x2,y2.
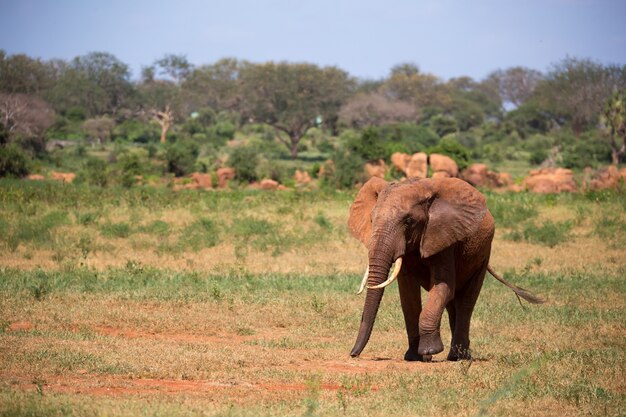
0,179,625,415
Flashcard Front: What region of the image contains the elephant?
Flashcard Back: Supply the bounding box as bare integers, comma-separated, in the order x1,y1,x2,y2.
348,176,543,361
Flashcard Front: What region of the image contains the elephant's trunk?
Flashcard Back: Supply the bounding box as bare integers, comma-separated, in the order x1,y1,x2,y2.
350,250,394,357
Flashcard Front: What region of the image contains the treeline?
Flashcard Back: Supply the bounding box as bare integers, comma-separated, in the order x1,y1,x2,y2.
0,50,625,186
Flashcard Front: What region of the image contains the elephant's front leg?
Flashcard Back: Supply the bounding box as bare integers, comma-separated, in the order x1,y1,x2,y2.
418,249,456,356
397,267,426,361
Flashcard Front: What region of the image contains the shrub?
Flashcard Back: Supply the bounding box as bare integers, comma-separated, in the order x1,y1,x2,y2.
428,115,458,137
0,144,30,178
207,121,236,144
381,123,440,153
117,151,147,187
112,119,159,143
345,127,386,161
163,141,199,176
560,134,611,169
229,145,259,182
427,136,471,170
78,157,109,186
322,149,365,189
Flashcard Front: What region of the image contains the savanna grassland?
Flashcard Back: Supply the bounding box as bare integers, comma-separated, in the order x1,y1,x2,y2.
0,180,625,416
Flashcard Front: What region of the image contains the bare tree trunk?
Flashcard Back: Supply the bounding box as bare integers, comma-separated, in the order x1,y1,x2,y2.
154,106,173,144
610,136,626,165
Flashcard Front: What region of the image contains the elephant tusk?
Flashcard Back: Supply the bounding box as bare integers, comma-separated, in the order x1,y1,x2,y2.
368,257,403,290
356,266,369,295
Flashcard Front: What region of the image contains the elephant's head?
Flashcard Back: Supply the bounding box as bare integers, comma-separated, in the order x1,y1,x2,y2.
348,177,488,357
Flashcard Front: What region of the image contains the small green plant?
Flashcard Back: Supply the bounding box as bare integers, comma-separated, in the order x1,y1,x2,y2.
181,218,220,251
32,377,46,396
236,326,255,336
77,211,100,225
593,213,626,248
303,376,321,417
138,220,170,236
313,212,332,230
505,220,573,247
30,271,51,301
100,222,132,238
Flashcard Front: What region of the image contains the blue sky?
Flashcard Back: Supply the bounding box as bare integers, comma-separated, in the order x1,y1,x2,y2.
1,0,625,81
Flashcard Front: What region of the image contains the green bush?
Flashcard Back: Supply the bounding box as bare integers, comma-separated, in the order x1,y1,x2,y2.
427,136,471,170
117,151,147,187
163,141,199,177
0,144,30,178
207,121,236,145
78,157,109,186
346,127,386,161
112,119,159,143
257,159,293,184
560,134,611,169
381,123,440,153
428,115,458,137
229,145,259,182
322,149,365,189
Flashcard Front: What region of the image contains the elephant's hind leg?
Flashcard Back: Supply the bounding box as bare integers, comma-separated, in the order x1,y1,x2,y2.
447,262,487,361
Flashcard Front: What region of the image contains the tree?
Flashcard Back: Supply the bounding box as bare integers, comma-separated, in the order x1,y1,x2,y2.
0,51,55,95
83,116,115,145
602,92,626,164
183,58,243,113
534,58,626,135
383,63,450,111
153,105,174,144
487,66,543,108
0,93,55,141
239,62,352,158
338,92,416,128
151,54,192,84
46,52,134,116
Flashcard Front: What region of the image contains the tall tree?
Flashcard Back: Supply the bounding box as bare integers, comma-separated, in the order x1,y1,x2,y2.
182,58,243,112
0,93,55,152
339,92,416,128
46,52,134,116
239,62,352,158
0,51,55,95
534,57,626,135
487,66,543,108
383,63,450,112
150,54,193,85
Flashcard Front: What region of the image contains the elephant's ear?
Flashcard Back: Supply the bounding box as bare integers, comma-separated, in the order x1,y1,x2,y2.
420,179,487,258
348,177,388,246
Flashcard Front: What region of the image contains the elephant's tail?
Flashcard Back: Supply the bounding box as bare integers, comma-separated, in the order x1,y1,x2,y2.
487,265,545,304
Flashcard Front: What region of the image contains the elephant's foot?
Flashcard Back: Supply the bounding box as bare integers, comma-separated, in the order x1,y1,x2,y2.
417,332,444,356
404,348,432,362
447,344,471,361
